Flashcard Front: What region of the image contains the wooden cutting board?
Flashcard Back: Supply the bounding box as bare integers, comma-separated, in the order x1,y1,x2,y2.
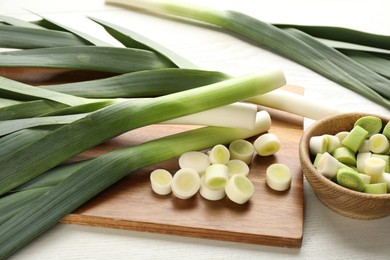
3,68,304,248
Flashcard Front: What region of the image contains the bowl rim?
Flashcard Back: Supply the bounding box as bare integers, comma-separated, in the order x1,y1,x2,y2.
300,112,390,199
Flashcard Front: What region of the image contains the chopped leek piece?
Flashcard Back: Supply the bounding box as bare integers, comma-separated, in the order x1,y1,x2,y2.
364,183,387,194
378,173,390,192
253,133,281,156
336,168,365,192
359,173,372,185
383,121,390,140
266,163,292,191
369,134,390,154
204,164,229,190
312,153,323,168
226,159,250,177
324,134,341,153
309,135,328,156
372,154,389,172
335,131,349,143
364,157,386,182
341,125,369,153
208,144,230,165
228,139,255,165
171,168,200,199
178,151,210,175
150,169,172,195
354,115,382,138
225,174,254,204
358,140,370,153
332,147,356,166
199,175,225,201
356,152,372,173
316,152,340,179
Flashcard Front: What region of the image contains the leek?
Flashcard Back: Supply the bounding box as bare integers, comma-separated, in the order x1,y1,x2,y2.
265,163,292,191
150,169,172,195
0,69,285,196
0,110,272,258
107,0,390,110
178,151,210,175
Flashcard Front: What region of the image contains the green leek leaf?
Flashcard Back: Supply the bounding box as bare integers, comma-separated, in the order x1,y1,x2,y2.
89,16,197,68
0,24,90,49
41,68,230,98
0,46,177,73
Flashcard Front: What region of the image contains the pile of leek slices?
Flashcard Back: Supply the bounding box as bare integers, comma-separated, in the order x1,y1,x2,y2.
310,116,390,193
150,133,292,204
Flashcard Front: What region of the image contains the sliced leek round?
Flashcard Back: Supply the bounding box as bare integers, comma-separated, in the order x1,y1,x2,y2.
316,152,340,179
199,175,226,201
208,144,230,165
178,151,210,175
369,133,390,154
253,133,281,156
171,168,201,199
226,159,250,177
336,168,365,192
228,139,254,164
204,164,229,190
150,169,172,195
225,174,254,204
266,163,292,191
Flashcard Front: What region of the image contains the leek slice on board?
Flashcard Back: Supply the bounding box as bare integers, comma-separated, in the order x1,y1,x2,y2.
0,46,176,73
107,0,390,110
0,111,271,258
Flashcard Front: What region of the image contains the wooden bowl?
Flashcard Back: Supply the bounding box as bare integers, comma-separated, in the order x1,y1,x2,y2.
299,112,390,219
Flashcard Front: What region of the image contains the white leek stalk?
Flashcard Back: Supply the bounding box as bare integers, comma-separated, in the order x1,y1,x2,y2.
246,89,340,120
369,134,390,154
316,152,340,179
364,157,386,182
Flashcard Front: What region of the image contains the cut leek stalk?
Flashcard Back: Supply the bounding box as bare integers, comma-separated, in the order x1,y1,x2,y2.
226,159,250,177
309,135,328,156
359,173,371,185
336,168,365,192
228,139,255,165
335,131,349,143
199,175,225,201
208,144,230,165
178,151,210,175
369,134,390,154
354,115,382,138
383,121,390,140
341,125,369,153
378,173,390,192
358,140,370,153
372,154,390,172
364,157,386,182
266,163,292,191
316,152,340,179
225,174,254,204
364,183,387,194
324,134,341,154
356,152,372,173
332,147,356,166
204,164,229,190
150,169,172,195
253,133,281,156
171,168,200,199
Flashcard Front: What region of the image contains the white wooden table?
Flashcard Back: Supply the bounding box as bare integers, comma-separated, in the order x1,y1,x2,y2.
1,0,390,259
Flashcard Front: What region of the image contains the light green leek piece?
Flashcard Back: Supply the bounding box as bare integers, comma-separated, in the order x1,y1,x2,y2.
341,125,369,153
336,168,365,192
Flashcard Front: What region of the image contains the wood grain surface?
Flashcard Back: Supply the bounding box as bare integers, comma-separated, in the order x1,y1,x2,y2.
60,87,304,248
